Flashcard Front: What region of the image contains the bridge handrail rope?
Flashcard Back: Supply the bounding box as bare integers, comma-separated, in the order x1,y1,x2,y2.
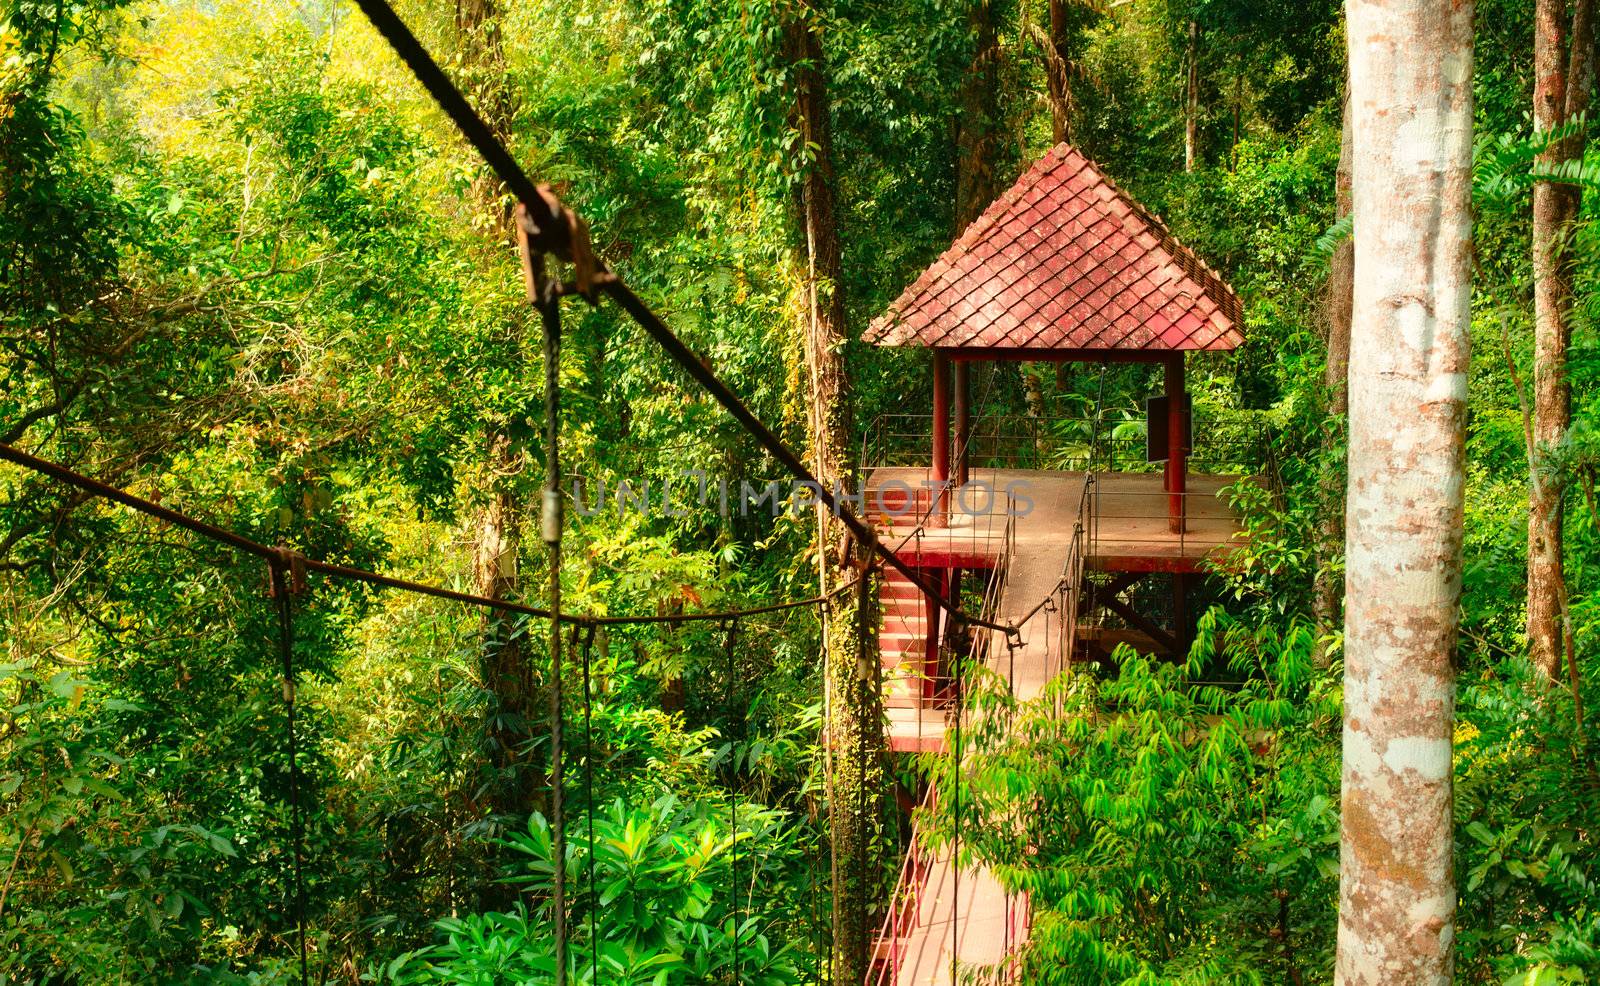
0,442,864,627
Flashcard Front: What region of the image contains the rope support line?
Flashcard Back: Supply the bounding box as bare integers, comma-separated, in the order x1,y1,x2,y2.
266,555,309,986
529,243,569,986
0,441,866,627
576,623,600,985
345,0,1016,640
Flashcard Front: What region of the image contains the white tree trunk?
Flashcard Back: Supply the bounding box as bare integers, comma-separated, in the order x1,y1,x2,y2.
1337,0,1473,981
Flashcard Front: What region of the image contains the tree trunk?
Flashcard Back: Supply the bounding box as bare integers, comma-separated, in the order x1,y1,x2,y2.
1184,20,1200,172
1313,86,1354,661
1527,0,1594,682
824,552,884,985
784,6,884,980
1336,0,1472,980
1047,0,1072,143
957,0,1002,232
457,0,536,828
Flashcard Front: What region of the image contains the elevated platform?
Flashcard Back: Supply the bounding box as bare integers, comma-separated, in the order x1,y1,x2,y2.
867,467,1246,576
869,466,1246,752
867,466,1248,982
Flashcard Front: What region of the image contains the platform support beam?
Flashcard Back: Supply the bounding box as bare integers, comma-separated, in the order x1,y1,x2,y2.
1164,355,1186,533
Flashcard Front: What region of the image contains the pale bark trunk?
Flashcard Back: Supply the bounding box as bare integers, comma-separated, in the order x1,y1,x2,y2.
1336,0,1472,981
785,7,884,979
1184,21,1200,172
1313,86,1354,659
1527,0,1593,682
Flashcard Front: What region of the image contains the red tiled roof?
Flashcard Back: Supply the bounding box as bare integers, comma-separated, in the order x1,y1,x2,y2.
865,144,1245,352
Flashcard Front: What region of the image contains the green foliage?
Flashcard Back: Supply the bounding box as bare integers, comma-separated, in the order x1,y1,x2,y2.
1454,655,1600,984
2,0,1597,980
929,614,1340,985
382,797,814,985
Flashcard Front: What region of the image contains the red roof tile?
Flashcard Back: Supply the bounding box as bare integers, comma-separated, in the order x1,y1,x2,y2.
865,143,1245,352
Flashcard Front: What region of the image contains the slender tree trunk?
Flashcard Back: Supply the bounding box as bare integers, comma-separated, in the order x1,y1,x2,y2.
1230,70,1242,171
784,6,884,979
1184,20,1200,172
1527,0,1594,682
957,0,1002,232
1336,0,1472,980
457,0,536,828
1313,86,1354,661
1047,0,1072,143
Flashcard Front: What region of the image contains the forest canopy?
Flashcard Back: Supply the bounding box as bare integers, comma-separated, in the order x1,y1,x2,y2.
1,0,1597,982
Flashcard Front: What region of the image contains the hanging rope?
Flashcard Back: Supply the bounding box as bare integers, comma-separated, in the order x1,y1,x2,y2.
522,223,569,986
578,623,600,985
951,629,962,986
721,617,742,980
853,562,873,969
267,550,308,986
0,443,866,631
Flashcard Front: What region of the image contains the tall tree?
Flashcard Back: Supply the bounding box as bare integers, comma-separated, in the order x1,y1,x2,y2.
1045,0,1074,143
783,3,884,979
957,0,1003,231
1337,0,1473,980
1527,0,1595,682
456,0,537,828
1185,19,1201,171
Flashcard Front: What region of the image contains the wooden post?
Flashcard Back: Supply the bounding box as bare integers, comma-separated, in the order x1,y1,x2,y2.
1165,355,1186,533
929,351,953,699
932,350,952,526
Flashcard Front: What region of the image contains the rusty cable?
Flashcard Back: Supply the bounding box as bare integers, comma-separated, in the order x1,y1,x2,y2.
345,0,1015,639
267,556,309,986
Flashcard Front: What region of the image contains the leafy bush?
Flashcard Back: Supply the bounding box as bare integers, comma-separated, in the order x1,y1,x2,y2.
928,613,1340,984
381,796,816,985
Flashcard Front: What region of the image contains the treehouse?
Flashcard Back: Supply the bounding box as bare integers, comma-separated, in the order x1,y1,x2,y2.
862,143,1252,986
861,142,1249,755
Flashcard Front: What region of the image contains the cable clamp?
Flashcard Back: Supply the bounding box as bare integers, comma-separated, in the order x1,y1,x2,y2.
516,189,600,300
541,487,563,545
267,546,308,597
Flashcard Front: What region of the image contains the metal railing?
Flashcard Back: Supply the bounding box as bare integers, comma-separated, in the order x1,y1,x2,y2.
866,484,1017,986
868,785,939,986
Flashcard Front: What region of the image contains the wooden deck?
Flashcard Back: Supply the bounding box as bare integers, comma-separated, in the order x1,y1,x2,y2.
868,467,1248,749
885,847,1019,986
866,467,1246,575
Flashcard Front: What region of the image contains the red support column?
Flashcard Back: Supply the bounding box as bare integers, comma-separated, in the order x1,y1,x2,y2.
953,360,971,490
951,360,970,615
1165,354,1186,533
932,350,952,527
929,351,953,699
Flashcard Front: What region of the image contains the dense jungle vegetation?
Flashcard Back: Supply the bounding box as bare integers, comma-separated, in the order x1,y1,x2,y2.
1,0,1597,981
